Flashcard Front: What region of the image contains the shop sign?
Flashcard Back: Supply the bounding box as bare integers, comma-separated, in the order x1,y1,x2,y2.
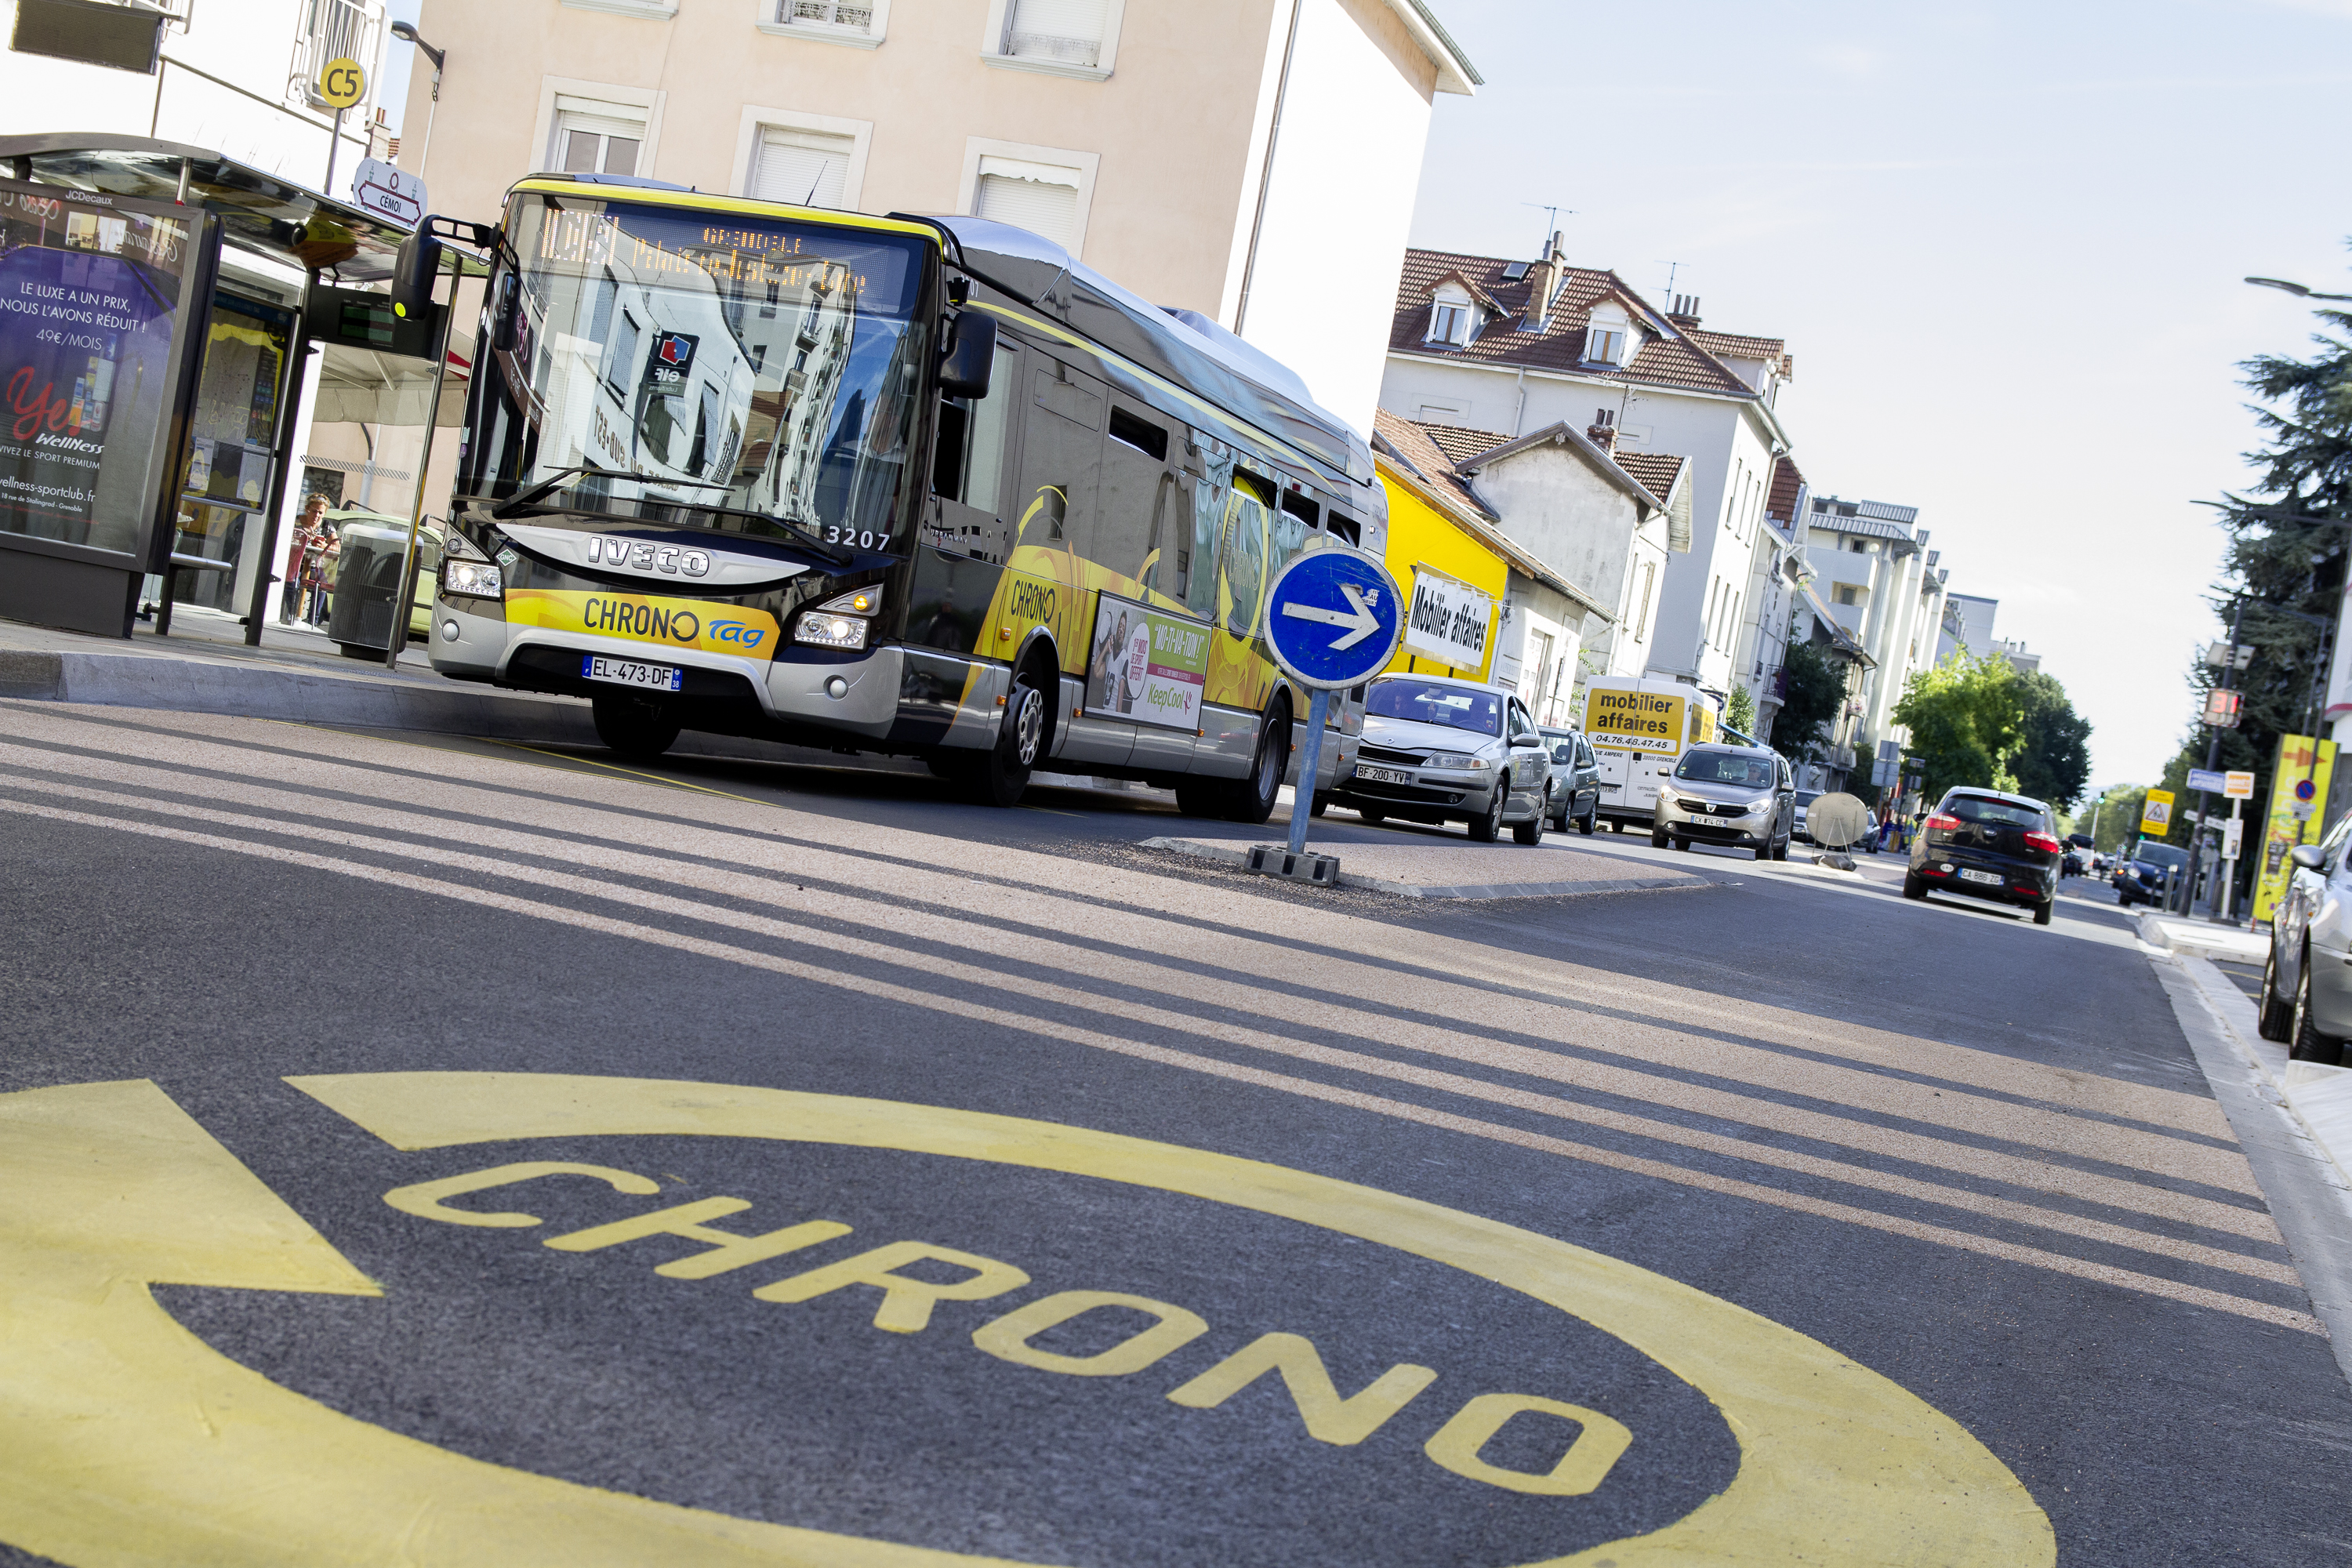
349,158,424,230
0,175,195,557
1402,566,1492,672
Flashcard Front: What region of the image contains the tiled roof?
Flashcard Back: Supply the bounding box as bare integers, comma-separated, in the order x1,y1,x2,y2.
1370,408,1490,520
1390,249,1770,398
1416,421,1511,466
1689,328,1795,383
1806,495,1918,543
1766,456,1806,522
1613,449,1687,503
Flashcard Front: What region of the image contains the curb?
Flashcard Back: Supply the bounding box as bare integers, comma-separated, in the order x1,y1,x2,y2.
0,645,927,772
1139,837,1710,902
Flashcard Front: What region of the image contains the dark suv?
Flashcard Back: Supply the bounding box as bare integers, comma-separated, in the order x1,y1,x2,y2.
1902,788,2063,924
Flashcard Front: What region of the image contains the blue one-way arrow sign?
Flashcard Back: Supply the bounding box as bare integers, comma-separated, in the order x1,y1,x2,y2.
1258,544,1406,863
1260,545,1404,691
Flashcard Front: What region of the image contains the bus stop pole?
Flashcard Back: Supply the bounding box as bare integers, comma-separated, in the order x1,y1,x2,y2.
385,247,456,670
244,285,315,646
1287,687,1330,859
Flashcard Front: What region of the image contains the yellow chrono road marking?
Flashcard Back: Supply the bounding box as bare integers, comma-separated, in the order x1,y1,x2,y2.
0,1073,2054,1566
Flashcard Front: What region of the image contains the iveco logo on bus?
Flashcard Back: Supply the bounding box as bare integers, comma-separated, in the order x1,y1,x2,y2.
586,537,712,578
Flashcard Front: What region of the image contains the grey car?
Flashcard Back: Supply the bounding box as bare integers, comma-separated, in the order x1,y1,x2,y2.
2259,813,2352,1063
1540,726,1601,833
1335,674,1552,844
1650,742,1796,860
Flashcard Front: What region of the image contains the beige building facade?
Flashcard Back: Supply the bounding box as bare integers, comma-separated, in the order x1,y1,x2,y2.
393,0,1475,430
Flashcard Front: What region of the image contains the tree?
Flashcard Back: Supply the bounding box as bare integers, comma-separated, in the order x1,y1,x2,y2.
1725,684,1756,735
1773,637,1846,763
2009,670,2094,811
1891,651,2025,801
2086,786,2147,855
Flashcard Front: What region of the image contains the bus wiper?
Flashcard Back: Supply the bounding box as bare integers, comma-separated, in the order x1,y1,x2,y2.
492,465,726,519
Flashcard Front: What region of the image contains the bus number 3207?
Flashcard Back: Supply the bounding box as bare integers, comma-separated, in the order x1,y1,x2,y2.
822,526,890,550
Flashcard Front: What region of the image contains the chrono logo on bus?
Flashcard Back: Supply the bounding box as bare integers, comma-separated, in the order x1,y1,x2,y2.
580,596,767,650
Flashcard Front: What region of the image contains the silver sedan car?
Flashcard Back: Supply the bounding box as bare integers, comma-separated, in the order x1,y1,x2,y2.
1332,674,1552,844
2259,818,2352,1064
1650,742,1796,860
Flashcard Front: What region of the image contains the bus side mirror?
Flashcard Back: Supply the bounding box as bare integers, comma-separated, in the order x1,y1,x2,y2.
2290,844,2326,871
391,227,443,323
939,310,996,399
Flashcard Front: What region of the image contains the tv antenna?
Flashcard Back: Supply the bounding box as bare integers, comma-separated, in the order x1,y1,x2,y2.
1522,202,1572,256
1656,260,1686,300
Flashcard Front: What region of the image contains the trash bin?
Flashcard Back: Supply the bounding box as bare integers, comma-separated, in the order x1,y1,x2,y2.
323,508,437,656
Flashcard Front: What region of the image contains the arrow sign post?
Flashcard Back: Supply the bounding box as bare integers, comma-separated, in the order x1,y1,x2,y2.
1258,545,1406,863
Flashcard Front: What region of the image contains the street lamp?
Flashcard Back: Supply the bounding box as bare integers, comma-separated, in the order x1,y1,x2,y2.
388,22,445,176
2245,276,2352,303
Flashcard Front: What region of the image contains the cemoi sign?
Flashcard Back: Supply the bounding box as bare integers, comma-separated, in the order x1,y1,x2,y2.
349,158,424,230
1402,567,1493,673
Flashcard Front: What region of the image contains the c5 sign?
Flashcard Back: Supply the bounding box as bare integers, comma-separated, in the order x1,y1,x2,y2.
316,56,366,110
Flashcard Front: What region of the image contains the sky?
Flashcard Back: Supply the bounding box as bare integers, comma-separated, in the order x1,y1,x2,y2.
1405,0,2352,788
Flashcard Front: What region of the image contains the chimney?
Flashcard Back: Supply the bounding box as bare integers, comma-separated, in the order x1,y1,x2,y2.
1587,406,1617,453
1525,230,1565,332
1665,293,1701,328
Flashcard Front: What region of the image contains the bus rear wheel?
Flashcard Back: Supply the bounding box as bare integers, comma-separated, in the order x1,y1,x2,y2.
591,692,681,760
1220,704,1290,825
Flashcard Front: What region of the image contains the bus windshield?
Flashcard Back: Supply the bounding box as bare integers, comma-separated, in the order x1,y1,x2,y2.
465,194,931,552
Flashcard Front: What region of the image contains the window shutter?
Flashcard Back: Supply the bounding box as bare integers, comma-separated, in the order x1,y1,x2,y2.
551,96,647,174
1004,0,1107,65
974,157,1081,249
752,127,855,209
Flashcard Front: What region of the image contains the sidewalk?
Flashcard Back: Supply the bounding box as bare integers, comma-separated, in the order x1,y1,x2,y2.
2141,911,2352,1193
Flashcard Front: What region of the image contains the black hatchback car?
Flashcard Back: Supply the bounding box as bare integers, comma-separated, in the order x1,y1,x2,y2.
1902,788,2063,924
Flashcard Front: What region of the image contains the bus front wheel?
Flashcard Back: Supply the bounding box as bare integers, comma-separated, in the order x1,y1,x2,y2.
1221,704,1291,824
591,692,681,760
968,673,1046,808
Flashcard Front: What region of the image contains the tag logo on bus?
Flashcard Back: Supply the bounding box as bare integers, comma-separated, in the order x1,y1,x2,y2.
585,536,712,578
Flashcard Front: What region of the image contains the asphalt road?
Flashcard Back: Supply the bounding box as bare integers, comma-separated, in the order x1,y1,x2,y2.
3,700,2349,1567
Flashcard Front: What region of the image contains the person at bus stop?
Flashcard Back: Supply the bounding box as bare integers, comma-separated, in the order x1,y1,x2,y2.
305,523,339,625
281,494,327,622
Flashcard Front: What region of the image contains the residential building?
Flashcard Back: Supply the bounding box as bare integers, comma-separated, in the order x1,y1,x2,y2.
1396,416,1686,724
390,0,1478,431
1993,638,2041,676
2,0,390,187
1378,237,1796,716
1939,592,1998,662
1368,412,1598,701
1742,455,1810,742
1802,493,1950,793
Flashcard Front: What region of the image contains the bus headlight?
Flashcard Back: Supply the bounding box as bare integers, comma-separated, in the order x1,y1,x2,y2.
442,559,503,599
796,612,869,651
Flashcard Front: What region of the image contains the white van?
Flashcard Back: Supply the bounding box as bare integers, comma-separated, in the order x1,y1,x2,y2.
1581,676,1722,833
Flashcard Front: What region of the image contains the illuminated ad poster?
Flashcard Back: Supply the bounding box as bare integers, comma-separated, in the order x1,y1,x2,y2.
0,176,194,556
1087,593,1207,731
2252,734,2335,925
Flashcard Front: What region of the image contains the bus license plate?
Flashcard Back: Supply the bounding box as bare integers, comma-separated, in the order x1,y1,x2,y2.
1958,868,2002,885
1356,766,1414,786
583,655,683,691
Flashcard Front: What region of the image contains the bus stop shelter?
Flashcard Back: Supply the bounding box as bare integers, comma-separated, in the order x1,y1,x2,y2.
0,134,466,648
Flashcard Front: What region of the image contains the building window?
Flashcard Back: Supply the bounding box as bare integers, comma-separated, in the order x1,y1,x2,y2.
1585,327,1624,365
1000,0,1109,67
1428,302,1472,346
553,97,646,176
973,154,1083,249
750,125,855,209
1835,585,1860,606
780,0,872,31
300,0,376,108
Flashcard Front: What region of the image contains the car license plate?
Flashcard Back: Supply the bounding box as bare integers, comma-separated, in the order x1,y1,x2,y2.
1356,766,1414,786
1958,868,2002,885
582,655,683,691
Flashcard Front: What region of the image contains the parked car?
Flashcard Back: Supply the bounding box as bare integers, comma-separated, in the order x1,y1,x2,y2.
1791,789,1825,844
1540,726,1601,834
1650,742,1796,860
2257,816,2352,1063
2111,842,2190,908
1335,674,1553,845
1904,788,2063,924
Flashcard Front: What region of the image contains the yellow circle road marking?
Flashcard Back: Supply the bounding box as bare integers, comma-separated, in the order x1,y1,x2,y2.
0,1074,2056,1566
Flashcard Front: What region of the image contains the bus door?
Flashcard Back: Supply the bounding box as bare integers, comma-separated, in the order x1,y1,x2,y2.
907,336,1022,745
1096,397,1199,774
997,354,1115,764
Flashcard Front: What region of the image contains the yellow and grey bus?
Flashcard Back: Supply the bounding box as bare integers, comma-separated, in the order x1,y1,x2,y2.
424,172,1385,818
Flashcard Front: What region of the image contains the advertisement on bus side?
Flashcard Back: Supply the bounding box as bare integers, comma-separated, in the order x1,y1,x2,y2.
1087,592,1208,731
